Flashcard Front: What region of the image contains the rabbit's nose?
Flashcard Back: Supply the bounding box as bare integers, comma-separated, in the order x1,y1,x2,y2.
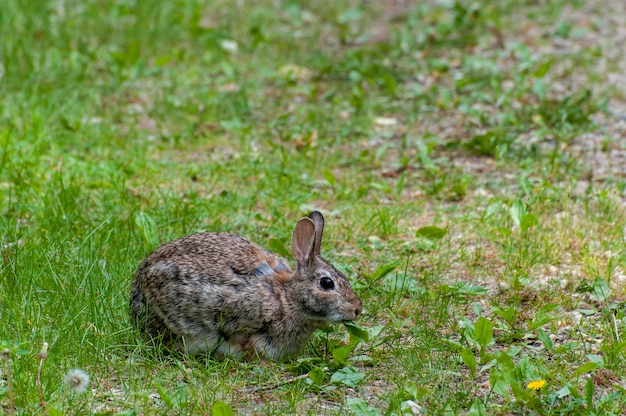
353,303,362,318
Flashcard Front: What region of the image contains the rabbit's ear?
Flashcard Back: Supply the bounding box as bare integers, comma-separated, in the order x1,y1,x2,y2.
307,211,324,256
292,217,316,266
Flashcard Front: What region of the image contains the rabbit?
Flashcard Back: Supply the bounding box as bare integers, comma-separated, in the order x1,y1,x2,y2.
129,211,363,360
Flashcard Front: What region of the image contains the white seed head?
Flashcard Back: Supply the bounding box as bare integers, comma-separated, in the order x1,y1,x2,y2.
63,368,90,394
219,40,238,53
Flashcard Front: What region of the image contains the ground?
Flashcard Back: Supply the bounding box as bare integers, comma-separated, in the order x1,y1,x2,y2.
1,0,626,414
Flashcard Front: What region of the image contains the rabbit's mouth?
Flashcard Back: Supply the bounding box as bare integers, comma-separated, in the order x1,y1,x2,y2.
324,311,356,322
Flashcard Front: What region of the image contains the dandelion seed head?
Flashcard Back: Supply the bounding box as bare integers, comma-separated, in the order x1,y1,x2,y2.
39,342,49,358
64,368,90,394
219,40,238,53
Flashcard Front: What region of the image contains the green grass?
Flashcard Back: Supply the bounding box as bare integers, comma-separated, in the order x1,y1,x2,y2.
2,0,626,414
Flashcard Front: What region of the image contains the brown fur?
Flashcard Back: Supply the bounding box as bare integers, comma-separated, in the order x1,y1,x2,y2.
129,211,362,360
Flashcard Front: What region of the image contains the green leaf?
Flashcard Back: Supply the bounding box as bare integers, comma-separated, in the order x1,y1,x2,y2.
368,262,400,281
155,383,173,409
330,367,365,387
467,399,487,416
349,354,374,365
533,58,553,78
587,354,604,367
338,7,365,23
382,272,418,296
404,380,418,398
113,411,137,416
460,347,477,375
493,306,517,326
454,282,487,296
344,321,369,342
346,398,379,416
170,383,188,407
479,351,496,365
324,169,337,186
332,345,355,366
307,367,325,385
366,325,384,341
509,199,526,228
510,381,529,401
496,226,512,237
574,361,598,376
416,226,448,240
506,345,522,357
520,212,538,233
489,370,510,398
395,171,407,198
465,131,504,157
211,400,235,416
566,382,582,399
134,211,159,251
496,350,516,371
608,340,626,357
555,385,572,399
45,406,66,416
585,376,595,409
474,317,493,348
591,278,611,301
529,303,560,330
536,328,553,352
479,358,497,374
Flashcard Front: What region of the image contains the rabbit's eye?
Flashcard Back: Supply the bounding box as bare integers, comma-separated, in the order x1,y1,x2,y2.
320,276,335,290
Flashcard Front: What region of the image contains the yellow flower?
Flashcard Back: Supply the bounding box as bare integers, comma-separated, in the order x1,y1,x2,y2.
526,379,546,390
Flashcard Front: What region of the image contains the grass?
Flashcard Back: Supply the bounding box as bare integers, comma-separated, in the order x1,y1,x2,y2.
1,0,626,414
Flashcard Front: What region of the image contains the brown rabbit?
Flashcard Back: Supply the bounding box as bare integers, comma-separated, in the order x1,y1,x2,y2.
129,211,362,360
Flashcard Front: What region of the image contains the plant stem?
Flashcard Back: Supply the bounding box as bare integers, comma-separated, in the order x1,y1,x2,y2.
37,343,49,407
2,348,14,416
